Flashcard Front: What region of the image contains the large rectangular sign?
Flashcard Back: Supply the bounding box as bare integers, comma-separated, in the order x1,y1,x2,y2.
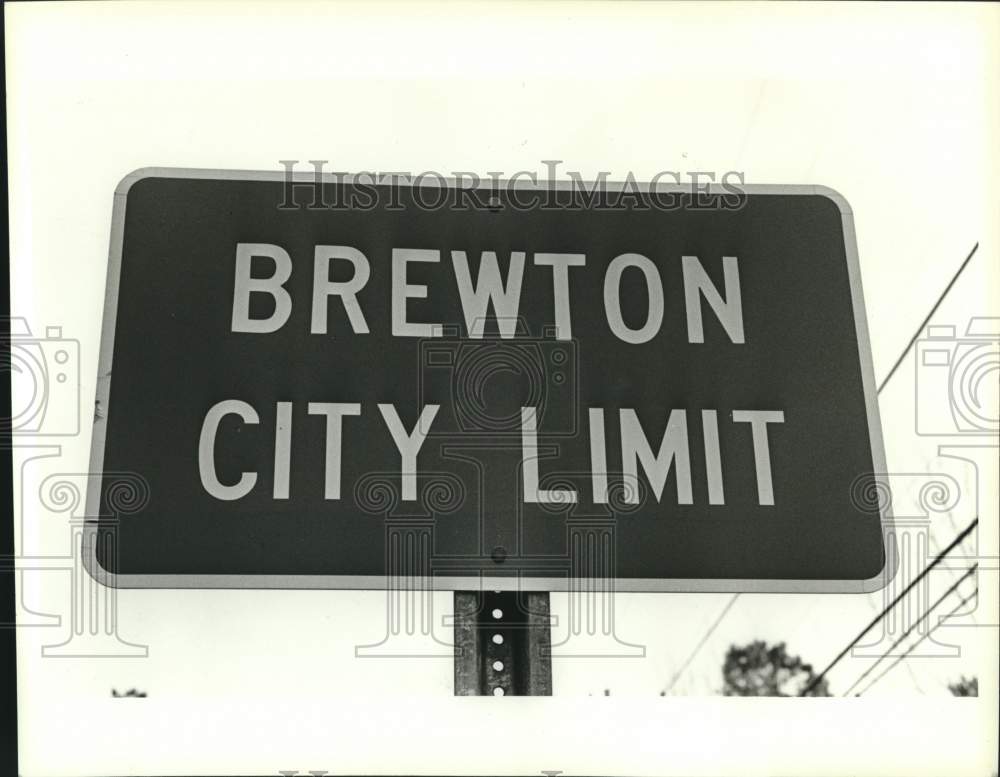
85,168,892,591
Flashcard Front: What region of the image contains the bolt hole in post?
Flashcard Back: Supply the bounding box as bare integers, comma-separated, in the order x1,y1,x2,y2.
453,591,552,696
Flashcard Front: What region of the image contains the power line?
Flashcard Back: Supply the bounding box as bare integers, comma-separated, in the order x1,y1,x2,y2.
924,509,979,603
840,563,978,696
659,244,979,694
661,593,739,695
855,587,978,697
876,243,978,394
800,516,979,696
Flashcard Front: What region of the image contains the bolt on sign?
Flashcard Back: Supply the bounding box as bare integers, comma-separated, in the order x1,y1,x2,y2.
85,169,893,592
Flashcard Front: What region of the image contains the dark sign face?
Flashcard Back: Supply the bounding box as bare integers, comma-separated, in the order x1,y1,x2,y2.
85,169,892,592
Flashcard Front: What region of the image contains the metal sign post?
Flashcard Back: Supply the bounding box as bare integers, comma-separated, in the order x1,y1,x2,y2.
454,591,552,696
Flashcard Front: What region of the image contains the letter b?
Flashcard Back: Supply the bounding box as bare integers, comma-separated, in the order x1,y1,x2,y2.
231,243,293,333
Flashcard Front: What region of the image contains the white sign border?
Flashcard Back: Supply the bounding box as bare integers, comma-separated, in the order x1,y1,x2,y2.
84,167,896,594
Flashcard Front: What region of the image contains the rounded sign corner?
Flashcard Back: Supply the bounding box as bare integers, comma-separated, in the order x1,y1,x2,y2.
114,167,168,199
810,185,854,219
81,532,122,590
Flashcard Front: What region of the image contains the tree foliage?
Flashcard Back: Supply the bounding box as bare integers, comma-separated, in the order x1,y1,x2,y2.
722,640,831,697
111,687,147,698
947,676,978,697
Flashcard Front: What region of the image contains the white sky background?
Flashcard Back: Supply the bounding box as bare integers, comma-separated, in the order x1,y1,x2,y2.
6,2,999,776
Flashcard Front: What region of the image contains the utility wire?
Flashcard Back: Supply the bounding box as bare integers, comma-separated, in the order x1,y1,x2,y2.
800,516,979,696
876,243,978,394
840,563,978,696
661,593,739,695
855,587,978,697
661,243,979,694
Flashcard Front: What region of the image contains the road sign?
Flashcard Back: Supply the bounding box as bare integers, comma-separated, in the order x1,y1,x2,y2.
85,168,892,592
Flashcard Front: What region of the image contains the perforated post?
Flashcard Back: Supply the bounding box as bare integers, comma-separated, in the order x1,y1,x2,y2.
453,591,552,696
